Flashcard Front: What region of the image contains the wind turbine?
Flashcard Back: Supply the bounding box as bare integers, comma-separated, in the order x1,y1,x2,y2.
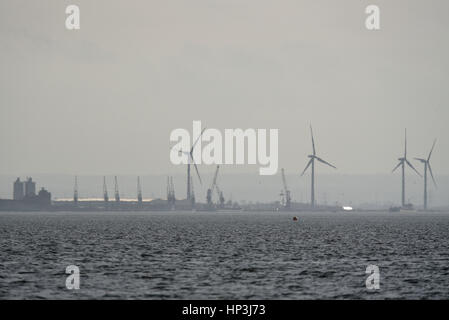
392,129,421,207
300,126,336,208
179,127,206,200
414,140,437,210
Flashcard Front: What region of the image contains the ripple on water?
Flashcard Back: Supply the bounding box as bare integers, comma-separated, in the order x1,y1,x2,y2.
0,211,449,299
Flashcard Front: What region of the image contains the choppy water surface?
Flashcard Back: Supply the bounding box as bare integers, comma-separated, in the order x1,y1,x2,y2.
0,211,448,299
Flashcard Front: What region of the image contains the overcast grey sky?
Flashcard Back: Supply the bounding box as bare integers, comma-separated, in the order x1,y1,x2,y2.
1,0,448,176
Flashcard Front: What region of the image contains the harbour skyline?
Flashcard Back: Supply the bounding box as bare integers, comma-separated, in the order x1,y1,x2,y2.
1,172,448,209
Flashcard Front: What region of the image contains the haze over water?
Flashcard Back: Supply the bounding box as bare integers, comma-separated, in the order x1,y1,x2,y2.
1,211,448,299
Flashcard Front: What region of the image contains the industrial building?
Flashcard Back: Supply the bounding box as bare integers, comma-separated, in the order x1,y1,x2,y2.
24,177,36,197
13,177,38,199
0,177,52,210
13,177,24,200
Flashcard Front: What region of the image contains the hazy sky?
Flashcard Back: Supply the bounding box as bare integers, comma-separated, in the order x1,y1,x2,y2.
1,0,448,176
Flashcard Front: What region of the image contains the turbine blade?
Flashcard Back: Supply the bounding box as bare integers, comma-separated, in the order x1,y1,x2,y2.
315,156,336,169
310,125,316,156
404,128,407,158
392,161,402,173
406,159,422,177
190,154,202,185
414,157,426,163
427,139,436,162
428,162,437,187
191,127,207,153
301,159,313,176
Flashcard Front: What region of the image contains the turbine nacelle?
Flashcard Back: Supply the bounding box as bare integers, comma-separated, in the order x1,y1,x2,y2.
178,150,194,164
414,157,427,164
414,139,437,187
182,127,207,189
392,130,421,177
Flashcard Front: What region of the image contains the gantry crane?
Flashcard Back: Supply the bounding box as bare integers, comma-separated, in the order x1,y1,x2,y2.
167,176,176,208
114,176,120,203
216,185,225,208
103,176,109,202
137,176,142,203
207,165,225,208
73,175,78,204
281,168,291,209
207,165,220,207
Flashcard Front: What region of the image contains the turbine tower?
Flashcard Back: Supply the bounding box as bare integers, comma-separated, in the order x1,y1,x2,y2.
179,127,205,200
392,129,421,207
300,126,336,208
414,140,437,210
190,176,195,207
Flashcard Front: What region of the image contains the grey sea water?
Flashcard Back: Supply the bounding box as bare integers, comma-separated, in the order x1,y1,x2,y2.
0,211,448,299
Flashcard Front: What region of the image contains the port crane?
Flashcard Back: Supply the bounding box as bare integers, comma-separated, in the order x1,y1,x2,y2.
216,185,225,208
207,165,225,208
166,176,176,208
170,177,175,203
137,176,142,203
114,176,120,203
166,176,170,203
103,176,109,202
281,168,291,209
73,176,78,204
